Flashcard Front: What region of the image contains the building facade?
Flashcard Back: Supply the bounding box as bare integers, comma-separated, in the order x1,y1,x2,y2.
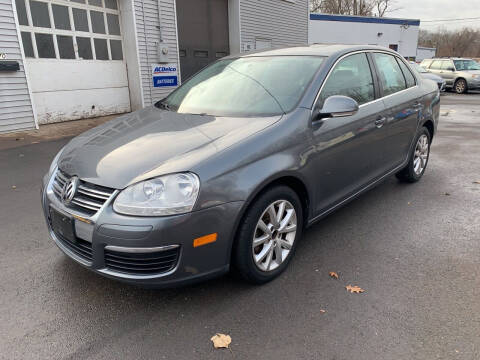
1,0,308,133
416,46,436,62
309,13,420,59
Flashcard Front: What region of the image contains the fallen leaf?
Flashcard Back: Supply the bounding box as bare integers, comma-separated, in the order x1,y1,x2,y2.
31,141,40,144
407,202,411,205
15,137,24,141
320,309,326,314
11,186,16,189
329,271,339,279
473,181,480,184
210,333,231,349
444,192,450,196
346,285,365,294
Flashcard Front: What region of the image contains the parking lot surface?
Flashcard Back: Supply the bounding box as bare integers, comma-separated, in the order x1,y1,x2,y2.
1,92,479,360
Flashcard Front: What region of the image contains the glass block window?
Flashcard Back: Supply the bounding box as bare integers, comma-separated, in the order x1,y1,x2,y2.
18,0,123,61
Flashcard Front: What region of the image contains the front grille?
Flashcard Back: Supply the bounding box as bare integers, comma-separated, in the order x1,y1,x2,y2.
104,247,180,275
52,169,115,216
54,231,93,262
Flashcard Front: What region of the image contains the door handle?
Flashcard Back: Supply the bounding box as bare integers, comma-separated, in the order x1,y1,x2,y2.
375,117,386,128
413,102,423,111
375,116,386,128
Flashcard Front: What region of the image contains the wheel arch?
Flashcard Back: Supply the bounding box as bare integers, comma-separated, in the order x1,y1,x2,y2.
228,173,312,262
422,119,435,140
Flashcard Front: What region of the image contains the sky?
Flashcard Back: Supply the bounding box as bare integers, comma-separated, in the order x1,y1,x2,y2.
386,0,480,31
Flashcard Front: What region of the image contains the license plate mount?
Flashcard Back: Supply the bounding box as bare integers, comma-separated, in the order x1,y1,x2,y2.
49,207,76,242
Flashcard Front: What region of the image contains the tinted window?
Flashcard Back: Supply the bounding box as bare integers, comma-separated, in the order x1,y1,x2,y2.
105,0,118,9
397,59,416,88
453,60,480,70
90,11,106,34
57,35,75,59
73,8,89,32
318,53,374,106
76,36,93,59
110,39,123,60
373,53,407,96
94,38,108,59
106,14,120,35
161,56,325,117
21,32,34,57
429,60,442,70
15,0,29,25
35,33,55,58
52,4,71,30
30,1,51,28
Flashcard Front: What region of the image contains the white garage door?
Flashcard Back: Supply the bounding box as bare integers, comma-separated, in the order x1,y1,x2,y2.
15,0,130,124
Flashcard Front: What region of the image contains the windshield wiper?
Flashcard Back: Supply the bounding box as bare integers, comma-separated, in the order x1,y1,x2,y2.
156,101,171,111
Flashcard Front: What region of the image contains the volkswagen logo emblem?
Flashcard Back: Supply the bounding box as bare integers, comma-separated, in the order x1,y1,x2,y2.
61,176,79,205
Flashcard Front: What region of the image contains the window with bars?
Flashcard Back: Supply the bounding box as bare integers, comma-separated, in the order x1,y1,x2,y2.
15,0,123,60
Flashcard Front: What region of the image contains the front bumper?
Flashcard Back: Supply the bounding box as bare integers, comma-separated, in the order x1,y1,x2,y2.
41,170,244,287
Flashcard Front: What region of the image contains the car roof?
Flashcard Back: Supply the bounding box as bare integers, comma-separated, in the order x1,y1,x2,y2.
225,44,399,59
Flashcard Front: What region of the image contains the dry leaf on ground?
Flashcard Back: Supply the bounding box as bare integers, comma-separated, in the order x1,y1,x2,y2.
211,333,231,349
473,181,480,184
346,285,365,294
320,309,326,314
329,271,339,279
11,186,16,189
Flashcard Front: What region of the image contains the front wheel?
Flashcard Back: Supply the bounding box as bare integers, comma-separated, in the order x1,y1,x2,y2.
454,78,467,94
396,127,431,183
232,185,303,284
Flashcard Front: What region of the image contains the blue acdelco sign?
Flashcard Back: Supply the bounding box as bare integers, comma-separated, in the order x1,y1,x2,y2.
153,76,178,87
152,63,178,88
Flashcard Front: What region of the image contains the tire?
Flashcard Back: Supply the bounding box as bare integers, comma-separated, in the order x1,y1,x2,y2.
454,78,467,94
232,185,303,284
396,127,431,183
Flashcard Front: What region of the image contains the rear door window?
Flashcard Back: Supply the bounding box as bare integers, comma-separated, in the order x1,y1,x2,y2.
373,53,407,96
397,59,416,88
429,60,442,70
318,53,375,106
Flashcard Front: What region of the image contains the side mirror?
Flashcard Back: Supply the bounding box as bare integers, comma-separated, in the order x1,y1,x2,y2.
314,95,359,121
447,67,455,72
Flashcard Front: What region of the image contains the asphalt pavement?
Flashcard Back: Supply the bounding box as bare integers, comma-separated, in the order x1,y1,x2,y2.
1,92,479,360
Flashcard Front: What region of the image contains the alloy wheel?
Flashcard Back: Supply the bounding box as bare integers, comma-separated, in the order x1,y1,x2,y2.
413,134,429,175
252,200,297,272
455,80,466,94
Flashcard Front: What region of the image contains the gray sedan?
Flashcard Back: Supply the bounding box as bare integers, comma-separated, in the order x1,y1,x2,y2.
41,45,440,287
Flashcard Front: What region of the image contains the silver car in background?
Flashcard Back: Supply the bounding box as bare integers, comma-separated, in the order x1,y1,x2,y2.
420,57,480,93
410,62,446,91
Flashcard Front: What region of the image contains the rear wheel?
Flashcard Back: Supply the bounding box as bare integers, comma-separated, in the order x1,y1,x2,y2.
232,185,303,284
396,127,431,183
454,78,467,94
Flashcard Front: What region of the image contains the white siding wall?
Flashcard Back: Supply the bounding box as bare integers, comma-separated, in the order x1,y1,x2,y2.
309,17,420,58
240,0,309,50
134,0,179,106
0,0,36,133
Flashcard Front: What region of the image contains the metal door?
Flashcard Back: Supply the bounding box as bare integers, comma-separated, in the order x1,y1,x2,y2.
176,0,229,82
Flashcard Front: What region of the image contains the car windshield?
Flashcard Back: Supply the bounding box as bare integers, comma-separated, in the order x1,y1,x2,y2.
412,63,428,73
157,56,325,117
453,60,480,71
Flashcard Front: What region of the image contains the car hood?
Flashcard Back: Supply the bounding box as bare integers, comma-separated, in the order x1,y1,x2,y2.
421,73,443,82
58,107,281,189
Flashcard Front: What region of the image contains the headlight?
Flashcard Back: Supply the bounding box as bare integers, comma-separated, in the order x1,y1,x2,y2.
113,173,200,216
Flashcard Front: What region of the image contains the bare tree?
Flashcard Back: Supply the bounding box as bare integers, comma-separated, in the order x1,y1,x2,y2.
419,27,480,58
310,0,398,17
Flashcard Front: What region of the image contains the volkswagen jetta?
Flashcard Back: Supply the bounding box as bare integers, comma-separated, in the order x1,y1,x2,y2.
41,45,440,286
